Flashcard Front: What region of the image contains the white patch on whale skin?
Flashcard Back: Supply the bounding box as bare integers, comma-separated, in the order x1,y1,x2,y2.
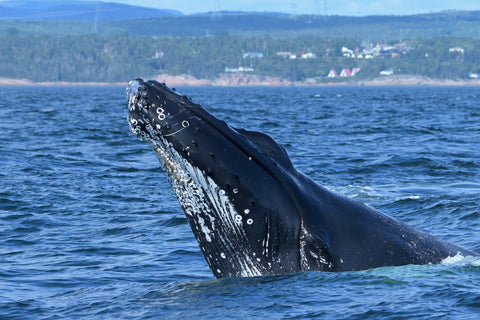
136,122,264,277
197,216,212,242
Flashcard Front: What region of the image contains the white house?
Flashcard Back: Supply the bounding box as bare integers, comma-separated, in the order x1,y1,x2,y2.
449,47,465,54
224,67,254,73
301,52,316,59
342,47,354,58
243,52,263,59
380,69,394,76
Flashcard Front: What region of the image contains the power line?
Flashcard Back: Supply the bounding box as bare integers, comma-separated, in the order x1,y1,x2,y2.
211,0,221,20
94,1,99,33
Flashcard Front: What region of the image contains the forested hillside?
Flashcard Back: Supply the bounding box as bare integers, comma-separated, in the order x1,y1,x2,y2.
1,8,480,83
1,31,479,82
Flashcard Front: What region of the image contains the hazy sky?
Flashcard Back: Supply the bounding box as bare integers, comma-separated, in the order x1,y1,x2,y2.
107,0,480,16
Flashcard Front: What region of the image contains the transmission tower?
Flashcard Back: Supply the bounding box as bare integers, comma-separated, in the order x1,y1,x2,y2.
211,0,222,20
94,1,99,33
314,0,319,15
291,1,298,17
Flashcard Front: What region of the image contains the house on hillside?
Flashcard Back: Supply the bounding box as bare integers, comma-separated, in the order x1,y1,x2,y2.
328,69,338,78
340,68,351,77
394,42,410,54
380,69,394,76
238,67,254,72
352,67,361,76
301,52,316,59
243,52,263,59
449,47,465,54
225,67,254,73
342,47,354,58
276,51,297,59
364,53,374,59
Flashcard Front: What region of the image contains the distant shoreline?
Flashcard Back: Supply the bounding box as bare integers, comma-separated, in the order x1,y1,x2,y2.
0,78,127,87
1,74,479,87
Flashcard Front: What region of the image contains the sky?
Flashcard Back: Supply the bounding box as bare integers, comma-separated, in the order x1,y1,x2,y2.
107,0,480,16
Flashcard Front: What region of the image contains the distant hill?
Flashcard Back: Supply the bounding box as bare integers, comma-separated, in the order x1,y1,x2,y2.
0,0,183,20
1,1,480,40
118,11,480,39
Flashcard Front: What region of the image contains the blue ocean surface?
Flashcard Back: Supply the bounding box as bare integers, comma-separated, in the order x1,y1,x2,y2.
0,85,479,319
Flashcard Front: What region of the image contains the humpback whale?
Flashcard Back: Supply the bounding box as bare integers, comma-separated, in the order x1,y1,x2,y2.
126,79,478,278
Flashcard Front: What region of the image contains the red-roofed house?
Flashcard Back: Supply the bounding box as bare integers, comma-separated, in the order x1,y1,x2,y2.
328,69,338,78
340,68,351,77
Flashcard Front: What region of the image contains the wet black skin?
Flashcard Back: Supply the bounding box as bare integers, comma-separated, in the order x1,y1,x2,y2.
127,79,478,278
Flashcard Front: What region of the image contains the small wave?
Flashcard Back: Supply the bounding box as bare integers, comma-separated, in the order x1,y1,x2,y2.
331,185,422,203
403,195,421,200
368,154,395,166
38,108,55,113
306,129,319,135
442,253,480,266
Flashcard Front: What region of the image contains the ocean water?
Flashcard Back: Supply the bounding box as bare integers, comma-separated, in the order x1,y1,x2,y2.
0,85,479,319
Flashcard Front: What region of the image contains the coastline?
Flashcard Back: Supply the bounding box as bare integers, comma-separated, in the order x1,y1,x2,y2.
1,74,479,87
0,78,127,87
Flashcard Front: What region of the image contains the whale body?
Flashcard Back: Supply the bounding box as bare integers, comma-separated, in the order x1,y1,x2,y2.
126,79,478,278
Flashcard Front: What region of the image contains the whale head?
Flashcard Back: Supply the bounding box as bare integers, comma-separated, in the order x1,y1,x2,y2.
126,79,326,277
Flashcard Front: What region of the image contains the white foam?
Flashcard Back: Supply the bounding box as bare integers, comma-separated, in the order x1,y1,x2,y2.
441,253,480,266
